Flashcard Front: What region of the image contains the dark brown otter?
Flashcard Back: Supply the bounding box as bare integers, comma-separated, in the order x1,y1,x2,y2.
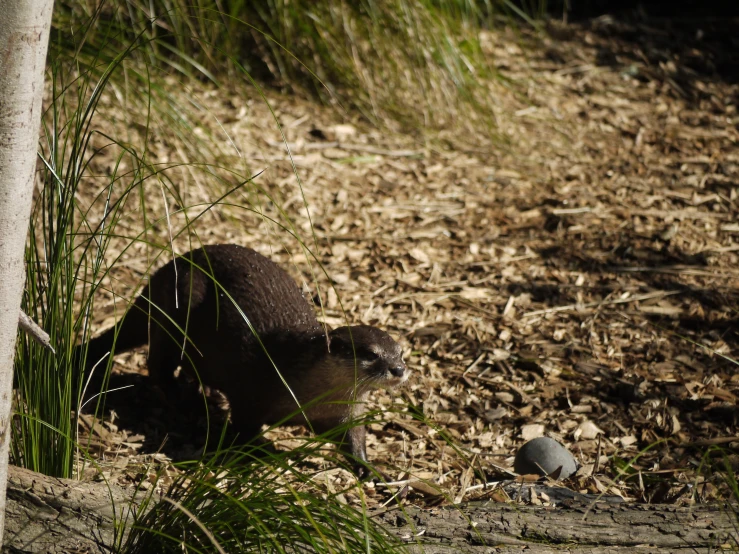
81,244,407,472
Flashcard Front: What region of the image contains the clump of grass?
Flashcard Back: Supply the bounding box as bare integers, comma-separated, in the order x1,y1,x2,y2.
52,0,497,135
241,0,495,131
12,38,149,477
125,434,408,554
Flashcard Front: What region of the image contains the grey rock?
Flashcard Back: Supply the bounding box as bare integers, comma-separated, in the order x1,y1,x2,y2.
513,437,577,480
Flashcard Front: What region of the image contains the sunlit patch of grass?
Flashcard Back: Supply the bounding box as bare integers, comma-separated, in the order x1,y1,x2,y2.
52,0,500,137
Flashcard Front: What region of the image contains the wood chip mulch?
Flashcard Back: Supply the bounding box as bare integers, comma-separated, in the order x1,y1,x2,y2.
75,14,738,511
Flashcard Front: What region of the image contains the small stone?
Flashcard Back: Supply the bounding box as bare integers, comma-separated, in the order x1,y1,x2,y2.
514,437,578,480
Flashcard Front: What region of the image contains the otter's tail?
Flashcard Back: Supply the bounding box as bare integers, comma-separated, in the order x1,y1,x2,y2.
75,286,152,396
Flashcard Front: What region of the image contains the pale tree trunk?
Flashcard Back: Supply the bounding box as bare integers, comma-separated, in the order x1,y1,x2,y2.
0,0,55,544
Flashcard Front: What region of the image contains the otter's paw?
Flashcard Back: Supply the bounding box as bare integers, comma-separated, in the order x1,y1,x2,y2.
353,462,390,483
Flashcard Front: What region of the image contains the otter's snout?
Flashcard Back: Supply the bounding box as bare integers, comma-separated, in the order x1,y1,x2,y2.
389,364,406,378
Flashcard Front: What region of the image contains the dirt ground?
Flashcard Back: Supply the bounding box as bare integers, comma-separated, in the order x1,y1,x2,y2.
78,14,739,510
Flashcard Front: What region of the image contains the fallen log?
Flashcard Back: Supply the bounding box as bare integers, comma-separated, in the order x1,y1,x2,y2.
376,489,739,553
2,465,737,553
3,465,146,553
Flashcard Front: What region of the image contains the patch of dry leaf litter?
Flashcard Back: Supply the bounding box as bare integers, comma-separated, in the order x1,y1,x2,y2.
73,18,737,509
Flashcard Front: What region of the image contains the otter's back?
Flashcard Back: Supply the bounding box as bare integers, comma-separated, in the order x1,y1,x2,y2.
151,244,321,338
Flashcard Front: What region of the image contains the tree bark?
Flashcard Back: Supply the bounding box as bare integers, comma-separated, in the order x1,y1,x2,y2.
2,467,736,553
0,0,55,544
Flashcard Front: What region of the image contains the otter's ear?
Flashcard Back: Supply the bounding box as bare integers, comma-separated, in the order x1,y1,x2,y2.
328,334,352,354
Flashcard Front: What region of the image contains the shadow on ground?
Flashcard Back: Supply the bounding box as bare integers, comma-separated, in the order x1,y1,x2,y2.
91,371,238,461
544,4,739,96
500,232,739,441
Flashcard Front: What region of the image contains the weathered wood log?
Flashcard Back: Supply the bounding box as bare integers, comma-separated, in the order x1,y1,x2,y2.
2,466,737,553
3,465,147,553
376,492,739,553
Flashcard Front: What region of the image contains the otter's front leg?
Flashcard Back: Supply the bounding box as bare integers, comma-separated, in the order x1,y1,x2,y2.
338,400,383,478
346,424,367,464
340,425,380,479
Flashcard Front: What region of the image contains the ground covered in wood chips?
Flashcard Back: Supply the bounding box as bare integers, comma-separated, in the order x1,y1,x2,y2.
77,15,739,510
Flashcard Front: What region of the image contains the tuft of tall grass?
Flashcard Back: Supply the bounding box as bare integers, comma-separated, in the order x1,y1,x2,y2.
51,0,498,135
124,431,409,553
12,35,152,477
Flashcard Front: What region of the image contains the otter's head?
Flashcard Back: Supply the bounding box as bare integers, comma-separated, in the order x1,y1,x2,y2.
326,325,407,389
